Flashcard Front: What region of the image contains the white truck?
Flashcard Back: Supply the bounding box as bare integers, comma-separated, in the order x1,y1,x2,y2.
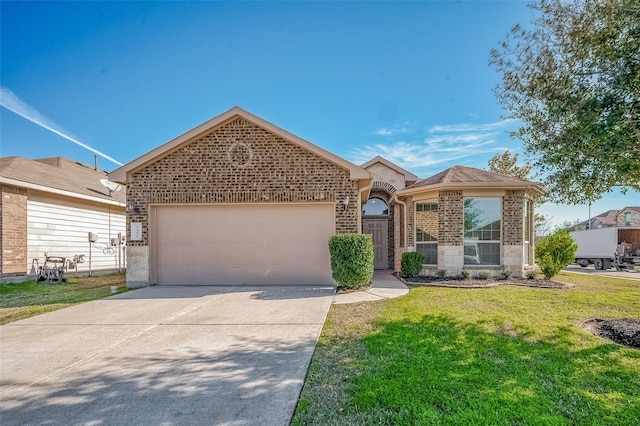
570,227,640,270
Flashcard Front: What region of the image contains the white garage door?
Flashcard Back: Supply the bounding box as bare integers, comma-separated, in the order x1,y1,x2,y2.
153,204,335,285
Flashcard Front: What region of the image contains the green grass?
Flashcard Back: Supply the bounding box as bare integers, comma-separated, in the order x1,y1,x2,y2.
293,272,640,425
0,273,127,324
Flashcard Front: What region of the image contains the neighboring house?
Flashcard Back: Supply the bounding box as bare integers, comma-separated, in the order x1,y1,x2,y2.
579,207,640,229
1,156,126,282
616,207,640,227
580,209,619,229
109,107,545,288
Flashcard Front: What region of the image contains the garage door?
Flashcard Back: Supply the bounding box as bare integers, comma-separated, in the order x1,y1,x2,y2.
153,204,335,285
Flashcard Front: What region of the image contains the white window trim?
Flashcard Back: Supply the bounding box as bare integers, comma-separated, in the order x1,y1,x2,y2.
463,197,502,267
415,201,438,265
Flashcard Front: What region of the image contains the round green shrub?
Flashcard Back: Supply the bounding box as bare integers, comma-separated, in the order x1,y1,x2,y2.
535,230,578,279
400,252,424,278
328,234,374,289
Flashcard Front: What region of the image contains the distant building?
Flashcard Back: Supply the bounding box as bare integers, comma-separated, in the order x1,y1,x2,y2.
617,207,640,227
580,207,640,229
1,156,126,282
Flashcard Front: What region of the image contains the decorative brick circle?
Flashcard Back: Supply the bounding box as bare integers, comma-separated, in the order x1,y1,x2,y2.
228,141,253,168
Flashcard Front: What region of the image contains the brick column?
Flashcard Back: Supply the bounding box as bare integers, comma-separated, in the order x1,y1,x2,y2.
438,190,463,275
1,185,28,277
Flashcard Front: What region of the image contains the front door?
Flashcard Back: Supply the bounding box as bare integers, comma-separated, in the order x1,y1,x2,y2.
364,219,388,269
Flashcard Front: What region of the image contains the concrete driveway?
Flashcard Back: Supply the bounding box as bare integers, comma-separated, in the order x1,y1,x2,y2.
0,285,334,426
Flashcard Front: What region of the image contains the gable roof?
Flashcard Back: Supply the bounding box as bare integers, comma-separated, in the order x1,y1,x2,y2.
587,209,620,227
109,106,371,184
0,156,126,206
396,165,546,197
360,156,419,183
619,206,640,214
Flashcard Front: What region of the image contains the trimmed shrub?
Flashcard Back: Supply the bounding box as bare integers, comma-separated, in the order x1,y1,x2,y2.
460,269,472,280
435,268,447,278
400,252,424,278
477,270,491,280
535,230,578,279
496,268,513,280
328,234,374,289
525,269,538,280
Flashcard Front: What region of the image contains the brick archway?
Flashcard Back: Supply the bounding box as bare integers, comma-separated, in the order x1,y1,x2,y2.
363,183,396,269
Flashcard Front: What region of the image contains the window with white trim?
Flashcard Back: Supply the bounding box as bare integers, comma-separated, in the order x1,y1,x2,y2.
415,202,438,265
464,198,501,265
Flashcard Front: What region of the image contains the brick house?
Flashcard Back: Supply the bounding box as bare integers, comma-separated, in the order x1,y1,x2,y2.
616,207,640,227
1,157,126,282
109,107,544,288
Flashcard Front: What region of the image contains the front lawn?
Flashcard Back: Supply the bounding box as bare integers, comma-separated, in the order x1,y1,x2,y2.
293,272,640,425
0,273,127,325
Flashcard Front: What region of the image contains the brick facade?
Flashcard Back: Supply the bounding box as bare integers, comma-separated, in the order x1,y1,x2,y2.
438,190,463,246
127,117,360,247
617,208,640,227
1,185,28,277
503,190,524,245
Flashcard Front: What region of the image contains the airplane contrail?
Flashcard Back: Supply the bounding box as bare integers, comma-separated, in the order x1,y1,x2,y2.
0,86,124,166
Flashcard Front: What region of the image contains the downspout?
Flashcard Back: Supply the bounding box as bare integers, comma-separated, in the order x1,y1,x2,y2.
357,181,372,234
392,193,408,250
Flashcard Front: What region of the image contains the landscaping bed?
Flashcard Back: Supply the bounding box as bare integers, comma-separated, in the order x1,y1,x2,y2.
581,318,640,349
399,274,574,289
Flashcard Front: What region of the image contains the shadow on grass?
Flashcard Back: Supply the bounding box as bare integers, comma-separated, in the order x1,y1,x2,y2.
296,315,640,425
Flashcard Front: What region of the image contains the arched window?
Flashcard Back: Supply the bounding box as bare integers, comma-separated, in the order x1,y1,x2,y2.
363,197,389,216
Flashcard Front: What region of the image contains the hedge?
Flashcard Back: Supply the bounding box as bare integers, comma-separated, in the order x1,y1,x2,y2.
328,234,374,289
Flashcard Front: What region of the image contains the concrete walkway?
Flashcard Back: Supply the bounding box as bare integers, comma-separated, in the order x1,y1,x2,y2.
0,285,334,426
333,270,409,304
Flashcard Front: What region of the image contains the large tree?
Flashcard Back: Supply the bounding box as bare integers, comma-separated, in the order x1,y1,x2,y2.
490,0,640,204
487,150,532,180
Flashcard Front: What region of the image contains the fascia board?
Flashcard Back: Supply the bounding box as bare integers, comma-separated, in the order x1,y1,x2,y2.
0,176,126,208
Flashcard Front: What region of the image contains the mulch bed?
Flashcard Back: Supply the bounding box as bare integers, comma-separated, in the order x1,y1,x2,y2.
399,275,574,289
580,318,640,349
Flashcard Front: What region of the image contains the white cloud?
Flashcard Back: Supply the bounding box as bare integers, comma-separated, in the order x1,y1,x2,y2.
351,119,519,175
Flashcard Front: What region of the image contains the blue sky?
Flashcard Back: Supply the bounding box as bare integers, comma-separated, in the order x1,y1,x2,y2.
1,1,637,226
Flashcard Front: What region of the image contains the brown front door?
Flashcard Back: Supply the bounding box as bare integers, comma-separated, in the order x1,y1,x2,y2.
364,219,388,269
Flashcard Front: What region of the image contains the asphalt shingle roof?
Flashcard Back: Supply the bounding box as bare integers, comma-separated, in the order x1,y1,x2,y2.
0,156,126,204
406,165,533,190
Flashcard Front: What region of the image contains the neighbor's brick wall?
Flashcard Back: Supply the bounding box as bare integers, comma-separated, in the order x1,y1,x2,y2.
438,190,463,246
1,185,28,276
617,209,640,227
127,117,359,245
503,190,524,245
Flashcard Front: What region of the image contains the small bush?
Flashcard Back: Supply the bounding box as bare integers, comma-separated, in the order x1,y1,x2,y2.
460,269,472,280
496,268,513,280
434,268,447,278
400,252,424,278
525,269,538,280
535,230,578,279
477,270,491,280
328,234,374,289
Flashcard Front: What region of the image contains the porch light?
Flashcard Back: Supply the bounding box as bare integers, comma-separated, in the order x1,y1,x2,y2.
343,196,350,211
